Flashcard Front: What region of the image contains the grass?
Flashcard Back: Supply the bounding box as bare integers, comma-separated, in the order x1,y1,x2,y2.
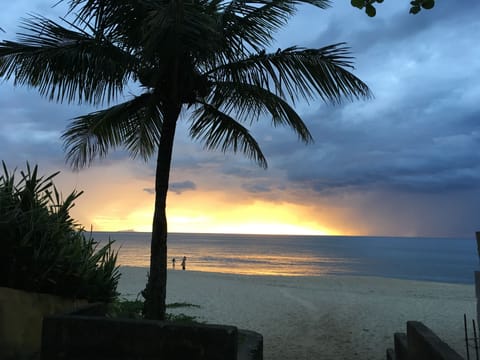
167,302,201,309
107,299,201,323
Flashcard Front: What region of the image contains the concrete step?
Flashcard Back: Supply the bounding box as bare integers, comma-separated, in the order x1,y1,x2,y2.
238,329,263,360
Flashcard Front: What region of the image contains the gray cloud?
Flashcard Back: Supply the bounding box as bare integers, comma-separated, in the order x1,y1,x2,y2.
277,108,480,194
242,182,272,194
170,180,196,194
326,187,480,238
246,1,480,200
144,181,197,195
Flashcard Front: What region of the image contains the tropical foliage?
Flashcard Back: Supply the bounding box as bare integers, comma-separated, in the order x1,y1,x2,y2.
351,0,435,17
0,162,120,302
107,298,200,322
0,0,371,319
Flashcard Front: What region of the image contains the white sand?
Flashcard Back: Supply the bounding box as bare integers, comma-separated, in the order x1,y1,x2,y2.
118,267,476,360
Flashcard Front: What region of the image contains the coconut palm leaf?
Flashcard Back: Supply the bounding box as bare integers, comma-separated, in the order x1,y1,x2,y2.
209,44,372,103
141,0,222,53
0,15,135,105
208,81,313,144
221,0,330,52
190,103,268,168
63,93,162,168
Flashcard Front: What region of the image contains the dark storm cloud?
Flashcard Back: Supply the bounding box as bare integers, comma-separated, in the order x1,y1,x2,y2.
170,180,196,194
335,188,480,238
310,0,480,55
270,104,480,194
0,82,141,169
221,163,264,178
0,88,64,166
239,0,480,203
144,181,196,195
242,182,272,193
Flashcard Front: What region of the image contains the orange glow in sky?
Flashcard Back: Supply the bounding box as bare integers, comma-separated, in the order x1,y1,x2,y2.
56,164,342,235
86,199,337,235
167,200,336,235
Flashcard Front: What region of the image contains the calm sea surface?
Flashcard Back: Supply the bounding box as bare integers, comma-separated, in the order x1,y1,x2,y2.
92,232,478,284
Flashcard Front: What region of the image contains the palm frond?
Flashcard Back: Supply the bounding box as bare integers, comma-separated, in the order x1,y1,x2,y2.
63,0,142,30
62,93,162,169
208,43,372,104
220,0,330,52
209,81,313,143
141,0,221,55
190,103,268,168
0,15,135,105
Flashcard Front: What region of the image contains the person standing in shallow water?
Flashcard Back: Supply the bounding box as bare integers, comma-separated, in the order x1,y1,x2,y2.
181,256,187,270
172,258,176,269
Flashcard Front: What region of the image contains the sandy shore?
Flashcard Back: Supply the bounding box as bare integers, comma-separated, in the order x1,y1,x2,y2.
118,267,475,360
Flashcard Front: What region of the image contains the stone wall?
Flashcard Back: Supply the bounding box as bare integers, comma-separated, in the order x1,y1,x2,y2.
0,287,87,359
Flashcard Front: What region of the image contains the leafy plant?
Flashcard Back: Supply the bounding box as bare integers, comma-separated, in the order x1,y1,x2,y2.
165,313,200,324
107,298,200,323
0,162,120,302
107,299,145,319
350,0,435,16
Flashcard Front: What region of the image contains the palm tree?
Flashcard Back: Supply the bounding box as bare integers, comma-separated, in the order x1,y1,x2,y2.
0,0,371,319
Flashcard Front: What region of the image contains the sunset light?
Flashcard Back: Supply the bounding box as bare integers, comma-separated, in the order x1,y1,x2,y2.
84,196,336,235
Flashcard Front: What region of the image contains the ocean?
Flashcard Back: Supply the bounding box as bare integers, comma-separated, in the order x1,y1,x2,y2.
92,232,479,284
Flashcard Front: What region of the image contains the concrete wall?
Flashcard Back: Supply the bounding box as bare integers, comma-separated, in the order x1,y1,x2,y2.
386,321,463,360
0,287,86,359
42,313,239,360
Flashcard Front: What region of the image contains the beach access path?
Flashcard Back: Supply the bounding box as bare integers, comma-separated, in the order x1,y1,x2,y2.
118,267,475,360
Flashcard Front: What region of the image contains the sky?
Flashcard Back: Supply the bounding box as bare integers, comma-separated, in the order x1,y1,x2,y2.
0,0,479,238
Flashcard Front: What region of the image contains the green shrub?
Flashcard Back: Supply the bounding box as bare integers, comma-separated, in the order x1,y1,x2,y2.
107,298,200,323
0,162,120,302
107,299,144,319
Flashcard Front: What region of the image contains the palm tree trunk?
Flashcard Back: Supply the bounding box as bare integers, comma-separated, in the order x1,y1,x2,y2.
143,104,181,320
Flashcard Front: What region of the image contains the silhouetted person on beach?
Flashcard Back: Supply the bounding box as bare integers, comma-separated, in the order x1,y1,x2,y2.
172,258,176,269
181,256,187,270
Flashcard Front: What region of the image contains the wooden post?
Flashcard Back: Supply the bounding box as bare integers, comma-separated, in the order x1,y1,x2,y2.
476,232,480,262
476,232,480,334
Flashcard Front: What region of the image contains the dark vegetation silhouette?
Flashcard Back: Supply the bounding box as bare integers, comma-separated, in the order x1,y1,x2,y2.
0,162,119,301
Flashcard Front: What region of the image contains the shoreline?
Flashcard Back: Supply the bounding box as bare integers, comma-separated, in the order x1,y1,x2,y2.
118,267,475,360
117,264,475,285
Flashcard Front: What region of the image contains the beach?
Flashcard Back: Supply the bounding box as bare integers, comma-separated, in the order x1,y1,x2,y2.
118,267,476,360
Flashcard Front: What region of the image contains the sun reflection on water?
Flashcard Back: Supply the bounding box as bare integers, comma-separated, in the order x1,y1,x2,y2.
115,248,353,276
97,231,477,283
98,232,358,277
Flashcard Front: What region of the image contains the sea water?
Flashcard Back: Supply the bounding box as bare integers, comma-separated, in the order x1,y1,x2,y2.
92,232,478,284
